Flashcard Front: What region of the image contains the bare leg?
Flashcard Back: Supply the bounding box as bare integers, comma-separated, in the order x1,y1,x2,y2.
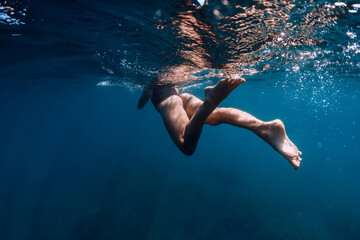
157,78,245,155
180,93,302,169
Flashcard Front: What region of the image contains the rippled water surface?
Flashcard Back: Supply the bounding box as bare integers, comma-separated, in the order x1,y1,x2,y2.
1,0,360,240
1,0,360,84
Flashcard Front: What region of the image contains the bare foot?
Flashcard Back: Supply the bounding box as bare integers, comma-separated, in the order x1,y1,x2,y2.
258,119,302,170
204,77,246,106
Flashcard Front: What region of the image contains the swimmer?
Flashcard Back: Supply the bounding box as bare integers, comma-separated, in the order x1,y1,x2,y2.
138,78,302,170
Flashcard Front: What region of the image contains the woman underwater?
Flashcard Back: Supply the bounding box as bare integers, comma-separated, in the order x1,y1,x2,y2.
138,77,302,170
137,0,302,169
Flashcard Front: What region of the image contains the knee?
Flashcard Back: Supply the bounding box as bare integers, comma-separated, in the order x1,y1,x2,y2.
180,146,196,156
182,150,195,156
206,119,221,126
205,109,222,126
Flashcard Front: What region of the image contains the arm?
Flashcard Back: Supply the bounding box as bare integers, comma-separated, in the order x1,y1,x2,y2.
137,86,153,109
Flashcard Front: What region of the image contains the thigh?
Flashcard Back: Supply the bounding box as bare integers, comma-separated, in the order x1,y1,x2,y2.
157,96,190,146
180,93,203,118
180,93,222,126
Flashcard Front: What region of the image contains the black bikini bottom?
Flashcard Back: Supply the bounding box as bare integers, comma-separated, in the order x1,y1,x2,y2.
151,83,178,107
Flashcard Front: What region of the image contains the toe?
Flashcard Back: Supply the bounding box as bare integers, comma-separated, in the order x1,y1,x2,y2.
291,157,301,169
293,163,300,170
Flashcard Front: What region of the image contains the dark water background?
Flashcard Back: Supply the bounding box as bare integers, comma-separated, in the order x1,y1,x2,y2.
1,0,360,239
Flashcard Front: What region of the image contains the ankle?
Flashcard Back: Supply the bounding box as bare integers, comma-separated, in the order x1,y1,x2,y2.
254,121,269,136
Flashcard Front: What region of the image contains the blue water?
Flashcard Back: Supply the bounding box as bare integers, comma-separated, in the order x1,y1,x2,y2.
1,0,360,239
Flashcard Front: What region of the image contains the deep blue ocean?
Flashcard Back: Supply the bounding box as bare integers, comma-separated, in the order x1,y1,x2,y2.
1,0,360,239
